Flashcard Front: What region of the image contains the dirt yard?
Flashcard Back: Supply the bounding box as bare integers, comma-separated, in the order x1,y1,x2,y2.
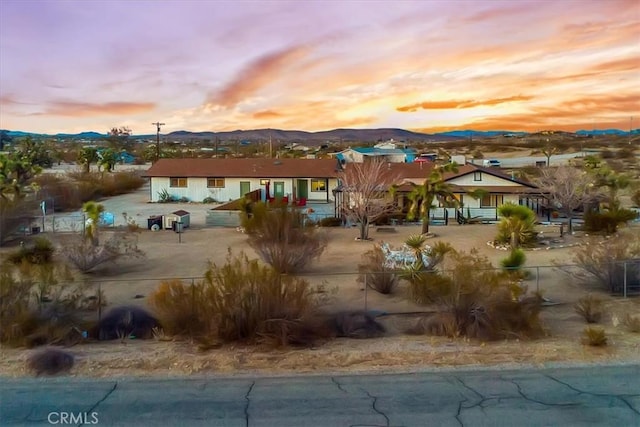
1,185,639,377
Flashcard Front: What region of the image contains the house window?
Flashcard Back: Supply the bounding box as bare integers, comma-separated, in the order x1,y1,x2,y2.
481,194,503,207
311,179,326,192
170,177,187,188
207,178,225,188
474,171,482,181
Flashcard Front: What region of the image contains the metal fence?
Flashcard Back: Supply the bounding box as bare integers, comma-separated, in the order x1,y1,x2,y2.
48,259,640,324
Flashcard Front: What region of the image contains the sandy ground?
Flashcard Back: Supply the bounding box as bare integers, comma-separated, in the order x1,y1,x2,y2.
1,185,639,377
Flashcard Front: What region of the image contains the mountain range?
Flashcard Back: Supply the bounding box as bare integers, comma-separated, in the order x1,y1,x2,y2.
1,127,638,142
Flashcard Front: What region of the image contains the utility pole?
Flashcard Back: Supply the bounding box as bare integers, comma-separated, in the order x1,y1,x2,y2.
152,122,165,162
630,116,634,145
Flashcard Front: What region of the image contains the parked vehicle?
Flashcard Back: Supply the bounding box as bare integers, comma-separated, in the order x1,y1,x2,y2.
483,159,501,167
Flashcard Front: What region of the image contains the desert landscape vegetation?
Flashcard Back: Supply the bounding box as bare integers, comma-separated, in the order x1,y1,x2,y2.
1,130,639,378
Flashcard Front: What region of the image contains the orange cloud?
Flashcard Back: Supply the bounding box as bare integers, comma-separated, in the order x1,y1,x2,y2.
397,95,533,112
415,94,639,133
464,3,534,23
44,101,155,117
252,110,282,119
209,45,310,108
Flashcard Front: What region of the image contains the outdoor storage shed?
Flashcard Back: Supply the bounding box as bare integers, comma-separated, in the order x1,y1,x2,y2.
164,210,190,229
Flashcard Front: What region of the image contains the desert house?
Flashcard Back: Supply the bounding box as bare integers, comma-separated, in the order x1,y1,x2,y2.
143,158,341,204
334,143,416,164
334,162,542,224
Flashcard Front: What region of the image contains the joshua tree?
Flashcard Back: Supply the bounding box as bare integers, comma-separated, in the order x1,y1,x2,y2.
407,163,458,235
82,201,104,246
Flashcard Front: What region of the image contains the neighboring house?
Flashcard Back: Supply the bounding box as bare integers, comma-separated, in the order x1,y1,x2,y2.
142,158,341,203
334,162,543,222
334,146,416,163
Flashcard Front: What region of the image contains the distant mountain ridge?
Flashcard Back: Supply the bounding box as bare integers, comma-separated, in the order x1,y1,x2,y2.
2,127,637,142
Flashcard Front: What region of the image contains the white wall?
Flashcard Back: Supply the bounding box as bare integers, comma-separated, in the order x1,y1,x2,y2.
448,172,522,186
150,177,339,202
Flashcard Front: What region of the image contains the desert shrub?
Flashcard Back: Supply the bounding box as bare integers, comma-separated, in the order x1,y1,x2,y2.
582,326,607,346
27,348,74,376
7,237,55,265
358,245,399,294
318,217,342,227
149,280,207,336
501,248,526,271
95,306,159,340
622,314,640,333
584,209,638,234
496,204,537,247
202,196,217,204
329,311,385,339
568,230,640,292
631,189,640,208
157,189,175,203
179,196,189,203
150,252,329,346
62,231,145,273
574,294,605,323
409,249,545,341
241,202,327,273
0,262,99,347
406,312,457,337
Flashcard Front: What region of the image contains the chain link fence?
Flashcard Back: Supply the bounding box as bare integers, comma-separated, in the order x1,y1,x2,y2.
54,260,640,325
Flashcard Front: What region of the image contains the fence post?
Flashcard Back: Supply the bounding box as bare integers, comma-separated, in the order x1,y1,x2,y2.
98,283,102,322
364,274,368,312
191,278,196,321
623,261,627,298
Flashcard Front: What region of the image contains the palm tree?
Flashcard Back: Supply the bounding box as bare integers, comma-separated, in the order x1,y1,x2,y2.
407,163,458,234
83,201,104,246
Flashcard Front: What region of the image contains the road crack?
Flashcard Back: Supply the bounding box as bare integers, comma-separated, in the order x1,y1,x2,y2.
331,377,348,393
244,381,255,427
546,375,640,415
362,389,390,427
79,382,117,426
508,378,579,408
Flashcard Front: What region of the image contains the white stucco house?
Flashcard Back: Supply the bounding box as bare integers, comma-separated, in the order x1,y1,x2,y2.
142,158,341,203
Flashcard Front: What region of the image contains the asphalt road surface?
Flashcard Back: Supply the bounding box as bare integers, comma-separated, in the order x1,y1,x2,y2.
1,364,639,426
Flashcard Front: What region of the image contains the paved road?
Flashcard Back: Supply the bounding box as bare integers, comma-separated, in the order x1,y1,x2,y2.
1,365,639,426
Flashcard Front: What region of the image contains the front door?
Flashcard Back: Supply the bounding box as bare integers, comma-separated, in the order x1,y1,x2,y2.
274,181,285,198
297,179,308,200
240,181,250,197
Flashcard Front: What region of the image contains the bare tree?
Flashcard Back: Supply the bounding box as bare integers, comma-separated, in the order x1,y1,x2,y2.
338,159,401,241
535,165,597,233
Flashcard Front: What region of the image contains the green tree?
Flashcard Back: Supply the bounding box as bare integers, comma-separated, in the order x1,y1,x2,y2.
78,147,99,173
98,149,118,173
407,163,459,234
496,203,536,248
82,201,104,246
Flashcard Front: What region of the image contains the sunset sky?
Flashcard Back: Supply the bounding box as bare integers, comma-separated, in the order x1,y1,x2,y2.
1,0,638,135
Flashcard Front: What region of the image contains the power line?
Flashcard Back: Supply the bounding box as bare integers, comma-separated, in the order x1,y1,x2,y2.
152,122,165,162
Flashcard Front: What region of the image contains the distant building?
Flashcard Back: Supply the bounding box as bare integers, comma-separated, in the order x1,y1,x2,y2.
334,145,416,163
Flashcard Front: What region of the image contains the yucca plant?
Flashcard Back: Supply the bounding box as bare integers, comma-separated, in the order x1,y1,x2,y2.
574,294,605,323
582,326,607,346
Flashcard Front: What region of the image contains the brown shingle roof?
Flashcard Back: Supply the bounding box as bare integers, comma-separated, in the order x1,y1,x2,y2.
143,158,341,178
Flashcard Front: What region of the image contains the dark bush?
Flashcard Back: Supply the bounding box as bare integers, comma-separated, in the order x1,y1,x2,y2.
7,237,55,265
95,306,159,340
584,209,638,234
27,348,74,376
330,311,386,339
501,248,526,271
